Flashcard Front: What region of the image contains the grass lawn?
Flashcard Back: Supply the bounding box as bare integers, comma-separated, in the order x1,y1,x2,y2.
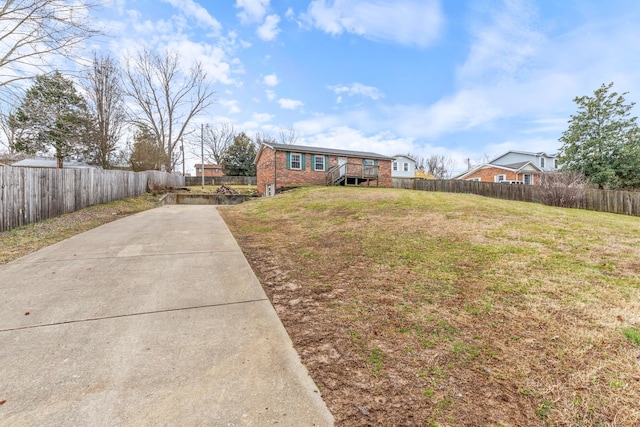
219,186,640,426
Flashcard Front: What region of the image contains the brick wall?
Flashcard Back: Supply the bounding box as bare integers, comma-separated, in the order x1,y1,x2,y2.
256,146,276,195
256,146,393,195
464,167,540,185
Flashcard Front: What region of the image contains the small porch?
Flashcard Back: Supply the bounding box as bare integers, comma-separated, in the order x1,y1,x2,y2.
326,162,380,187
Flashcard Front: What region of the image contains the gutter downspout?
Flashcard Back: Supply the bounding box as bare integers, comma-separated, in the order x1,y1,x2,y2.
273,148,277,195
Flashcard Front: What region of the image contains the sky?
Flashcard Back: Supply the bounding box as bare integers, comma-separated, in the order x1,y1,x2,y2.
9,0,640,175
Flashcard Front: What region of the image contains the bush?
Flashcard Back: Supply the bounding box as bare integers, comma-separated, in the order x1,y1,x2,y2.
539,171,589,208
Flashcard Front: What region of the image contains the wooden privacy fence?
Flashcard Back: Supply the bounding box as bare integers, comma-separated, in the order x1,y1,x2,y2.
0,166,184,232
395,179,640,217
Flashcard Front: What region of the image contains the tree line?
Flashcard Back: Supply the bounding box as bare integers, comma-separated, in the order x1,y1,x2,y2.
1,47,214,173
0,0,291,176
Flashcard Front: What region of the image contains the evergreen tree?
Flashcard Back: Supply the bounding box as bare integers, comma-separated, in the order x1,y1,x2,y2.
220,132,257,176
128,126,166,172
12,71,92,168
559,82,640,189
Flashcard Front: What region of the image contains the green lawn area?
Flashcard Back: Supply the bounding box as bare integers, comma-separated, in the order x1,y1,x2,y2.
219,186,640,426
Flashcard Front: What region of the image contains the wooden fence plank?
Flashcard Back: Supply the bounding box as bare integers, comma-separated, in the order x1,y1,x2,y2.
0,166,184,232
397,179,640,218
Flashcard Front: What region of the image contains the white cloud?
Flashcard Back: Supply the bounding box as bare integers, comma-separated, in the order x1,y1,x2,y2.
236,0,270,24
265,89,276,101
162,0,222,34
253,112,274,122
219,98,241,114
256,14,281,41
329,83,384,100
164,38,237,85
285,8,294,20
303,0,444,47
278,98,304,110
458,0,545,83
263,74,279,86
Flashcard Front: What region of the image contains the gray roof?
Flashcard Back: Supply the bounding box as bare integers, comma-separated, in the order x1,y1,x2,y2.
502,161,529,169
12,158,98,169
262,142,392,160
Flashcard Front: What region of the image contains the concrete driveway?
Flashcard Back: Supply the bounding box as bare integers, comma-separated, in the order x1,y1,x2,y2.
0,205,333,426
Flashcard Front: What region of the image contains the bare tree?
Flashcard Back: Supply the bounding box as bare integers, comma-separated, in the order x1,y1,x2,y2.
0,0,100,89
123,48,215,172
410,153,455,179
82,53,126,168
254,131,276,147
424,155,455,179
196,122,236,165
278,127,298,145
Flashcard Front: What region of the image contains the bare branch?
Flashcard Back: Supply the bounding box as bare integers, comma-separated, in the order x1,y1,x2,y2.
0,0,101,89
278,127,298,145
82,52,126,168
123,48,216,172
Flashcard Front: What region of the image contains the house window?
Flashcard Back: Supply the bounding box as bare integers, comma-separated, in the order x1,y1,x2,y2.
314,155,325,171
393,162,398,171
290,153,302,170
494,174,506,182
523,174,532,185
468,177,481,182
554,159,558,169
363,159,375,175
403,162,409,172
540,158,545,168
197,167,203,173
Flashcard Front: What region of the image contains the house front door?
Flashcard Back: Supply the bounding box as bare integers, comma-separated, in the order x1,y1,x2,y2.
338,157,347,176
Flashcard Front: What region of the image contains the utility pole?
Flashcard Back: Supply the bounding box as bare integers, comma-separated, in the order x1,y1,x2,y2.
181,137,185,176
201,124,205,190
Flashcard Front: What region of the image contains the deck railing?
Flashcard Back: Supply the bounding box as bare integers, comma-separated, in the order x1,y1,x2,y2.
326,163,379,185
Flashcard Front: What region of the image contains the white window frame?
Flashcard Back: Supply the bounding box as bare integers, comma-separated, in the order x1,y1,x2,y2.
403,162,409,172
393,161,398,171
494,174,506,182
468,177,481,182
290,153,302,170
523,174,532,185
314,155,325,171
554,159,558,169
540,158,545,168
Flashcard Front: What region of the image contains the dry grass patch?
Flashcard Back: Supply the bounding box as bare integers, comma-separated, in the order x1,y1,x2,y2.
220,186,640,426
0,195,158,265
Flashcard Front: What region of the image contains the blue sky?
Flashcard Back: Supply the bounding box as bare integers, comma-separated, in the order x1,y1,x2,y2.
42,1,640,173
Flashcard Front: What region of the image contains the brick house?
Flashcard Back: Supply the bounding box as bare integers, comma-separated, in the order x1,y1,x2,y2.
455,161,543,185
194,163,224,177
255,142,393,196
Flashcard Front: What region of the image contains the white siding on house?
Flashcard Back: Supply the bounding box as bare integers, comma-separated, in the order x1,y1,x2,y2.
392,155,416,178
491,151,559,172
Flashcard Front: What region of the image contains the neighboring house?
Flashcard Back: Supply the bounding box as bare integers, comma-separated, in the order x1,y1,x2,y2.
455,161,543,185
255,142,393,196
490,150,559,172
194,163,224,177
11,158,97,169
391,155,416,178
